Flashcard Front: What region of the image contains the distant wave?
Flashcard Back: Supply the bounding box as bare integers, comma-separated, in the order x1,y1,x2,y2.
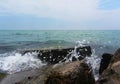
11,32,33,36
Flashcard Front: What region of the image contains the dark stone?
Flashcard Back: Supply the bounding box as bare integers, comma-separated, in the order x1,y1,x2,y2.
28,76,32,80
99,48,120,84
99,53,113,75
72,56,77,61
99,79,108,84
20,46,92,64
38,46,92,64
76,46,92,56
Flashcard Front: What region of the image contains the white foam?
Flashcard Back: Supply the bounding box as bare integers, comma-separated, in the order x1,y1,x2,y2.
75,41,101,81
0,51,45,74
84,49,101,81
75,40,90,47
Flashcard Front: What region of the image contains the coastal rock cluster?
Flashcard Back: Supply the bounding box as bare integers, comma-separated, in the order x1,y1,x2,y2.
99,48,120,84
0,46,120,84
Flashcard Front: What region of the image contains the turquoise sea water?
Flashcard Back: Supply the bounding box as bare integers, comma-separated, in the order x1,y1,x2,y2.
0,30,119,54
0,30,120,76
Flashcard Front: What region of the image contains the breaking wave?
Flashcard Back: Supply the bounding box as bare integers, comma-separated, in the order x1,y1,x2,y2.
0,40,101,81
0,51,45,74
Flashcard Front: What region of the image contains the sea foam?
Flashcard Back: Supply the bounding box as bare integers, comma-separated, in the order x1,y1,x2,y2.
0,51,45,74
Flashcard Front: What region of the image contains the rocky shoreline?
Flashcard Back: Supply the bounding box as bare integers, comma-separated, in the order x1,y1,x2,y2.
98,48,120,84
0,47,120,84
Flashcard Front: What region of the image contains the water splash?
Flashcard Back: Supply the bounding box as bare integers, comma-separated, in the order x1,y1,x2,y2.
75,40,90,47
84,49,101,81
60,40,90,62
0,51,45,74
76,41,101,81
60,40,101,81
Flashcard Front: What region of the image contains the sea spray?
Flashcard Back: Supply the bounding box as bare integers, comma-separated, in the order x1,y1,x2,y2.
59,40,101,81
59,40,90,62
75,41,101,81
0,51,45,74
84,49,101,81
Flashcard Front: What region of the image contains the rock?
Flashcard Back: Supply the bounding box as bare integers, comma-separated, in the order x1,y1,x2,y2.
111,48,120,63
19,46,92,64
16,61,95,84
111,61,120,75
99,53,113,75
99,49,120,84
45,61,95,84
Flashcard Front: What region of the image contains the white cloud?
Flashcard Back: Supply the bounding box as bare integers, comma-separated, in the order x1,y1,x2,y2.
0,0,120,28
0,0,99,20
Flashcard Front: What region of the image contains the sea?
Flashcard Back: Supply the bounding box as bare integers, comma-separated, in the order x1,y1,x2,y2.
0,30,120,80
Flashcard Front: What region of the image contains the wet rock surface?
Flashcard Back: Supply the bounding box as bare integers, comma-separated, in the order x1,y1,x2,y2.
19,46,92,64
99,48,120,84
99,53,113,75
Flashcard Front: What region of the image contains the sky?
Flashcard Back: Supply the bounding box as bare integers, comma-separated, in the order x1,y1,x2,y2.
0,0,120,30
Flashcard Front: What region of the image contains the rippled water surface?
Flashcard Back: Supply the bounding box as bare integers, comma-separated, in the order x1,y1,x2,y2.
0,30,119,53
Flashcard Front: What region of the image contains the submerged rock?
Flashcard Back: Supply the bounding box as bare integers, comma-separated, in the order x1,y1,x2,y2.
99,48,120,84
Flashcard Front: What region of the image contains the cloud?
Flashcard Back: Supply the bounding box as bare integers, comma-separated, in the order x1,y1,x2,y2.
0,0,99,20
0,0,120,28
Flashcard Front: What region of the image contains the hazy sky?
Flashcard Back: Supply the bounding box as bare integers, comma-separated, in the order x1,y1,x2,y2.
0,0,120,30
